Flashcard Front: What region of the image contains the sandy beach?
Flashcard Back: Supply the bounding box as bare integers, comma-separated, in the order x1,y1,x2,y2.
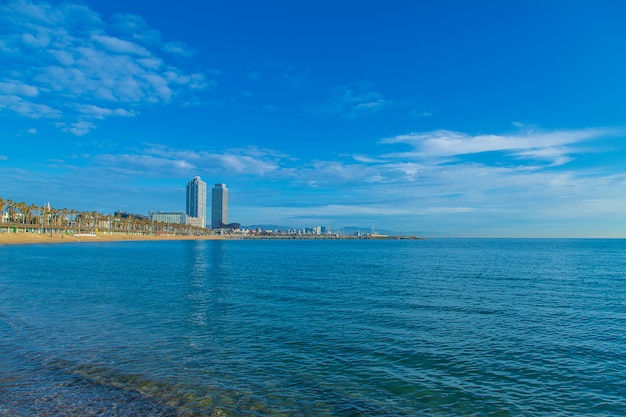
0,232,227,245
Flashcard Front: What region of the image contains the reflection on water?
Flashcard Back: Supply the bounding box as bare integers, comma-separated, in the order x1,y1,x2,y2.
189,240,210,329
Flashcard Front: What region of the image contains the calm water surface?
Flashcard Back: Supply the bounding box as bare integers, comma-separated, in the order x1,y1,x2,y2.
1,239,625,416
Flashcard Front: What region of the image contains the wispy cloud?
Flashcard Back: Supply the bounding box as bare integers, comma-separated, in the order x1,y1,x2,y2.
315,82,391,118
94,153,196,177
381,128,620,166
84,145,289,180
0,94,61,118
0,0,212,135
0,81,39,97
74,105,137,120
55,121,96,136
162,41,195,57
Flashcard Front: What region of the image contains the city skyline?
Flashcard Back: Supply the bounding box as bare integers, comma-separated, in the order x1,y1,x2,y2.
1,1,626,237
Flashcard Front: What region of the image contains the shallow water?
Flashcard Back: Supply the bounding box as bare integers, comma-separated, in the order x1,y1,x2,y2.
1,239,625,415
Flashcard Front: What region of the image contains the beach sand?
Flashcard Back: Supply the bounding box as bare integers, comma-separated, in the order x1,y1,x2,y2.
0,232,227,245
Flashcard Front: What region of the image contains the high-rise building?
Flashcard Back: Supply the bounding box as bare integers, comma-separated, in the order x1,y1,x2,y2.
186,176,207,227
211,183,228,229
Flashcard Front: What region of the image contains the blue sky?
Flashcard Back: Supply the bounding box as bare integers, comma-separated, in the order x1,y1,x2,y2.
1,0,626,237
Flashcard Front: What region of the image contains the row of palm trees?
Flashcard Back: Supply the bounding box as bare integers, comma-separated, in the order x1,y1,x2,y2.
0,196,211,236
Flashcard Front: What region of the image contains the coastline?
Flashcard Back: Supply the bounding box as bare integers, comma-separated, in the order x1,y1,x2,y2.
0,230,427,245
0,232,227,245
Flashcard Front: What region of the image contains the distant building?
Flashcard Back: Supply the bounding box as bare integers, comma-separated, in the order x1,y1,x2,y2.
149,211,187,224
211,183,228,229
186,176,207,228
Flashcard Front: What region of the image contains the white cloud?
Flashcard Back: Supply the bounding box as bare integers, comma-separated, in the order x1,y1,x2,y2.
55,121,96,136
0,95,61,118
27,128,37,134
352,155,389,163
211,154,280,175
92,153,196,178
0,81,39,97
91,34,150,56
0,0,212,135
75,105,137,119
381,128,620,166
515,147,573,166
89,145,285,179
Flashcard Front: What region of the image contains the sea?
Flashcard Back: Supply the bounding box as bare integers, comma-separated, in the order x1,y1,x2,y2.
0,238,625,416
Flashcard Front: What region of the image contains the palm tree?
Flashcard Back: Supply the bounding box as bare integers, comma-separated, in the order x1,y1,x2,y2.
106,214,113,235
14,201,26,224
91,211,98,234
69,209,76,233
60,208,67,231
76,211,86,234
0,197,5,230
0,197,5,226
36,204,45,228
51,206,61,227
5,199,14,223
57,207,69,233
82,211,92,233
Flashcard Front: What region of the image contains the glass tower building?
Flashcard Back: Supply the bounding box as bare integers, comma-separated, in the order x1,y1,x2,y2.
186,176,207,227
211,183,228,229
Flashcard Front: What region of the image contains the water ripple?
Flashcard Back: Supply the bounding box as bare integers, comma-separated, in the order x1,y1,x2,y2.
1,239,626,415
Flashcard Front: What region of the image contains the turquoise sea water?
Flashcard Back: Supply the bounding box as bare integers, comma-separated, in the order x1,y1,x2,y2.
1,239,625,416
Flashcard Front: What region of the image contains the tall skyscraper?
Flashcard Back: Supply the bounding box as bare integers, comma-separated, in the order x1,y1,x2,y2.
186,176,207,227
211,183,228,229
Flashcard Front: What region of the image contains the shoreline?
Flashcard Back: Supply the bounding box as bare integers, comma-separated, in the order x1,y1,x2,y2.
0,232,228,245
0,232,426,245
